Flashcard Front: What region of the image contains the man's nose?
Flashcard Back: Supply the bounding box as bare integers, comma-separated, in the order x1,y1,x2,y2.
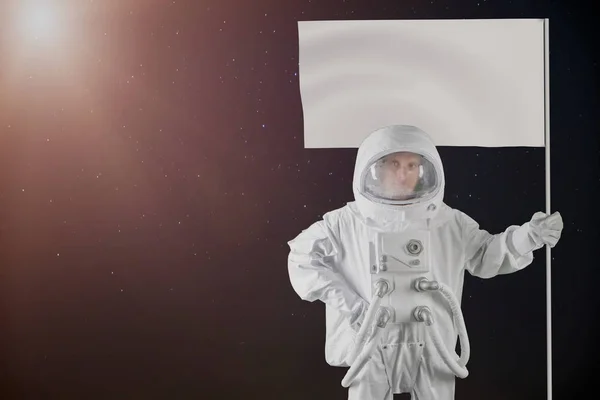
396,169,407,182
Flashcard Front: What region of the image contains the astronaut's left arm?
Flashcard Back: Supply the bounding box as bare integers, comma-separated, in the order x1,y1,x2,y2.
459,211,563,279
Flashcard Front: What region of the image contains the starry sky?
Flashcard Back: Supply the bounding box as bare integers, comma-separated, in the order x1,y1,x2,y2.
0,0,598,399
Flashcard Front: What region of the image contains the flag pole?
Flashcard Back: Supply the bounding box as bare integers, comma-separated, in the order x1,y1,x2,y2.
543,18,552,400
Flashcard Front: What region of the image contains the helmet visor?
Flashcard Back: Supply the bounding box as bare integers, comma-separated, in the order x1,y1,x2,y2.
362,151,439,203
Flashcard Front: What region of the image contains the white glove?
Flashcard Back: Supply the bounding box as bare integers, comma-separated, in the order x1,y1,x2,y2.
510,211,564,256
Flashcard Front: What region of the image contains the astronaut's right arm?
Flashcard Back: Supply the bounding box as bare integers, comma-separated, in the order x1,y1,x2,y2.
287,220,368,329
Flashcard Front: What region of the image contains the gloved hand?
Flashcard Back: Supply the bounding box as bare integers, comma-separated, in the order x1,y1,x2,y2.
510,211,564,256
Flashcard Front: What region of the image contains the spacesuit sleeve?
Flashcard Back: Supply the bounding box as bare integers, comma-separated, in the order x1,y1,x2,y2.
287,220,367,318
459,211,535,279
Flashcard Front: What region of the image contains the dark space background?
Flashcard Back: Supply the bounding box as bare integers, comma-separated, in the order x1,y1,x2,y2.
0,0,597,399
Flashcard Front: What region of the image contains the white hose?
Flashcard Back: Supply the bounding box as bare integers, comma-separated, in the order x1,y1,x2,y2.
341,323,386,387
347,281,387,365
343,277,471,386
341,280,391,389
414,278,470,379
437,282,470,366
426,322,469,379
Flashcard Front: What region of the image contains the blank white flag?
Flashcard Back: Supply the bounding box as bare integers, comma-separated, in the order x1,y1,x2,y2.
298,19,546,148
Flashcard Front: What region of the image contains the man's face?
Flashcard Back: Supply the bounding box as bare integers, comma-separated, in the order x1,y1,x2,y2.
378,152,422,199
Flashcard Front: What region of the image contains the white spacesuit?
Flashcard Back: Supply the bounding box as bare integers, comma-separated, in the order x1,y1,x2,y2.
287,125,563,399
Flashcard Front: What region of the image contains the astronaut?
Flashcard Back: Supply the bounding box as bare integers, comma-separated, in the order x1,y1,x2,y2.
287,125,563,399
